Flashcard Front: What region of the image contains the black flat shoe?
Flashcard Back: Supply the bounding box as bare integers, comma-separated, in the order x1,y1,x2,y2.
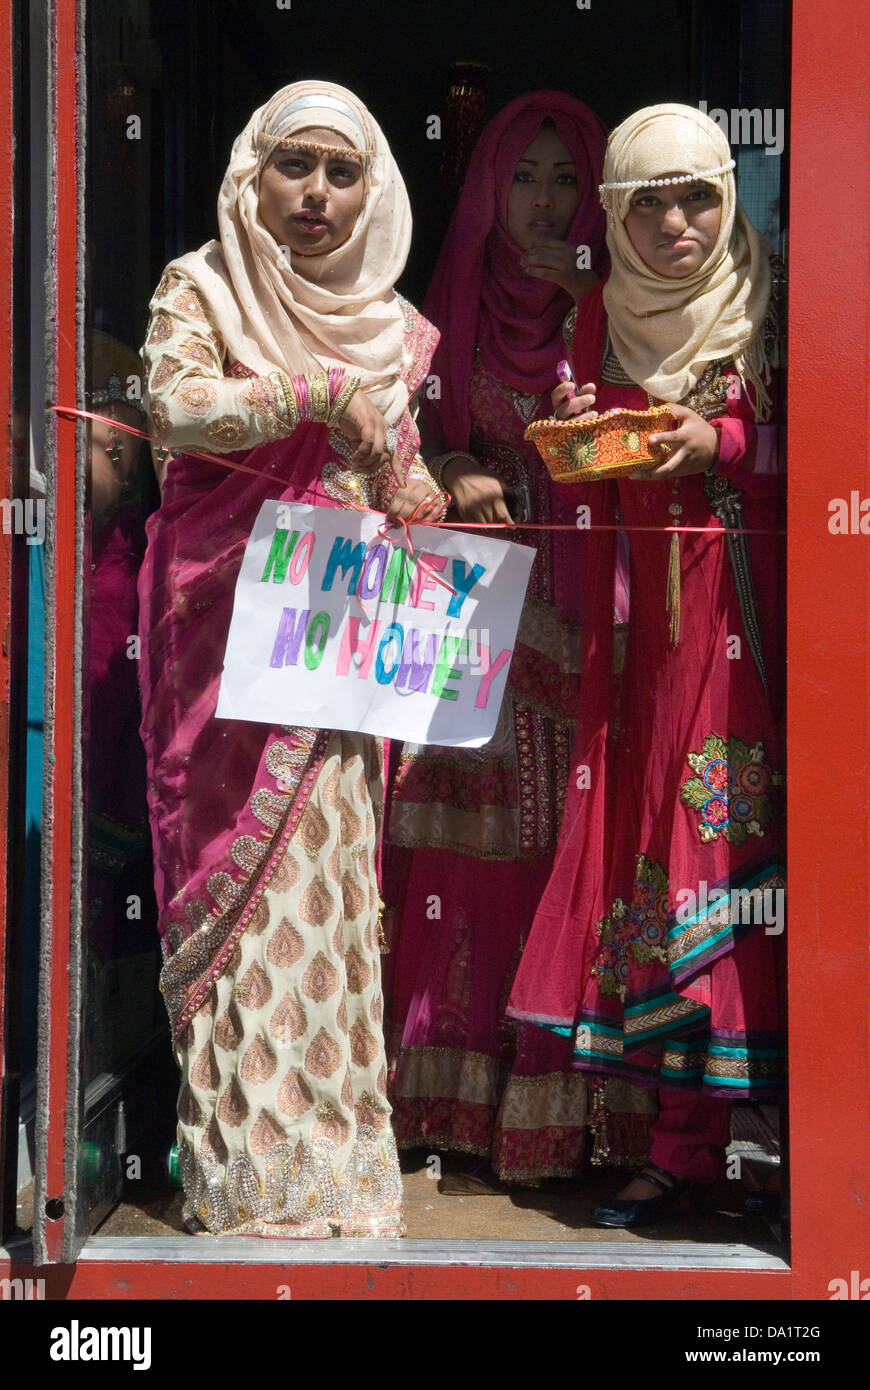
591,1163,691,1229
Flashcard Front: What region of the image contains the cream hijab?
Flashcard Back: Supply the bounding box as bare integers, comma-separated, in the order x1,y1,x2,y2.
170,81,413,421
600,104,773,419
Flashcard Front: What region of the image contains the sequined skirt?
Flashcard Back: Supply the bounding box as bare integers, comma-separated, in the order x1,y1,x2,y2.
171,732,404,1237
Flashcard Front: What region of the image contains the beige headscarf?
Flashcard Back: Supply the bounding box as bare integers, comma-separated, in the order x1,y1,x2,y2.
600,104,773,419
170,81,413,421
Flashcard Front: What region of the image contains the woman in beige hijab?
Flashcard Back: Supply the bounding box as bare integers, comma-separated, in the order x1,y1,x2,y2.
508,105,785,1228
140,81,445,1237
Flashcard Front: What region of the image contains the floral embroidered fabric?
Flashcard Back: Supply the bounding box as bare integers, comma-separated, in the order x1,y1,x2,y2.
594,855,669,999
680,733,781,845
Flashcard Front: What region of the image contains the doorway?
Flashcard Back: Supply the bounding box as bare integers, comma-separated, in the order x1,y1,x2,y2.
16,0,789,1265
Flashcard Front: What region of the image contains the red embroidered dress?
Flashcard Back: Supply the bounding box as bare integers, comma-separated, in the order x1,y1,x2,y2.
385,352,589,1180
507,282,786,1123
383,91,612,1183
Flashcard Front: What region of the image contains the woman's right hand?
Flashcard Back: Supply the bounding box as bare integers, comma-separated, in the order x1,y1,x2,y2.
336,389,395,475
441,454,514,524
551,380,598,419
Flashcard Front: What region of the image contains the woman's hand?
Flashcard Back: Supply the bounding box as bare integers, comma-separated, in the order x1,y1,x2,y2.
520,239,598,301
336,389,395,475
385,478,444,525
551,380,597,419
441,454,513,525
638,404,719,479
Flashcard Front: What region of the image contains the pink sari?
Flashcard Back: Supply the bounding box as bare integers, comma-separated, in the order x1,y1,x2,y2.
140,309,438,1042
139,304,440,1236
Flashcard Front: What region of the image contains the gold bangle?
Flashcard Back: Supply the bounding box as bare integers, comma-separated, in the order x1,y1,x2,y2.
327,375,361,427
272,371,300,430
307,372,330,423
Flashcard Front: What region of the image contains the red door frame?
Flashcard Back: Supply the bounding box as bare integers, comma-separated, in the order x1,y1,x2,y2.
0,0,17,1246
785,0,870,1298
32,0,82,1267
1,0,868,1297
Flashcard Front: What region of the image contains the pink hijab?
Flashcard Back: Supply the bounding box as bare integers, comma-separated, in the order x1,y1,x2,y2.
423,90,608,449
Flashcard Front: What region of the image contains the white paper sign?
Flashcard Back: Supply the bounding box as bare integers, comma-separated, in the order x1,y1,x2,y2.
215,501,535,748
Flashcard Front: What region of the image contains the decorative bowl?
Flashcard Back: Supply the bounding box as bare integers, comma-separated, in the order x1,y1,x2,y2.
524,404,676,482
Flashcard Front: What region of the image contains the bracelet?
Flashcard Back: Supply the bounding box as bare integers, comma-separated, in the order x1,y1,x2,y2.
327,374,360,427
280,370,361,428
374,456,450,519
432,450,476,490
307,372,331,423
407,457,451,518
273,372,301,430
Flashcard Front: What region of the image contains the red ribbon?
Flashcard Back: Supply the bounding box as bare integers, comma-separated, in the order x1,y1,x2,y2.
51,404,784,537
53,403,461,596
51,405,269,479
348,498,460,598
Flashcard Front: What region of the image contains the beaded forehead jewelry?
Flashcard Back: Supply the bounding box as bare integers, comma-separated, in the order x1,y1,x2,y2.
88,371,145,417
260,134,374,164
598,160,734,221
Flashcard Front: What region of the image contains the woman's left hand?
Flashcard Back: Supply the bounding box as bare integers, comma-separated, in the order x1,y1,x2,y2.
520,238,598,300
385,478,444,525
639,404,719,479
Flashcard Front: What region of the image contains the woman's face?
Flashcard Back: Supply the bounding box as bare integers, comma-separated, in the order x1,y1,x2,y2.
623,175,722,277
258,126,365,257
89,406,140,534
506,124,579,251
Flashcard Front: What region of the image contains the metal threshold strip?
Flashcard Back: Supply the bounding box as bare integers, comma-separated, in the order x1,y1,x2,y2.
64,1236,787,1270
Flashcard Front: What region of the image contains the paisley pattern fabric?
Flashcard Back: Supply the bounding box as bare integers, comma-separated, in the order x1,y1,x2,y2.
144,270,295,451
176,733,404,1238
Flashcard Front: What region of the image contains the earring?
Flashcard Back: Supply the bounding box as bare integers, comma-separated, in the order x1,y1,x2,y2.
107,426,124,468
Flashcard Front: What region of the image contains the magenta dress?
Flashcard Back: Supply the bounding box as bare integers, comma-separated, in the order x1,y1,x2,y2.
386,354,591,1180
384,91,611,1184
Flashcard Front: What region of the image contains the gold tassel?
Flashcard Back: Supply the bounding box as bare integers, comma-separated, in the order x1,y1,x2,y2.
588,1083,610,1167
666,529,681,646
377,898,390,954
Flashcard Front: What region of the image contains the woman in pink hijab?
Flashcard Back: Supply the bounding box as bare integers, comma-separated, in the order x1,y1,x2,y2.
384,92,613,1185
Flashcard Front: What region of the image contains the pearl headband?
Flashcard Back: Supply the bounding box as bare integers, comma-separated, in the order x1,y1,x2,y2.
598,161,735,219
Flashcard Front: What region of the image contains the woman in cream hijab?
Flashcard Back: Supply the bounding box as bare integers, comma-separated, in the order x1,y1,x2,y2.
508,104,785,1228
139,81,444,1237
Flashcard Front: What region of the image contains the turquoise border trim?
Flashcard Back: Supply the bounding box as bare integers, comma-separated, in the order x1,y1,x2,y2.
667,860,787,941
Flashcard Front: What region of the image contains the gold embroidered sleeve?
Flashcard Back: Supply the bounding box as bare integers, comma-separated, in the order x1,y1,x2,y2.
142,270,298,452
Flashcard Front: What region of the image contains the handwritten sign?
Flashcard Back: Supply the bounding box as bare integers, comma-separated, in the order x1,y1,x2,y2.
215,501,535,747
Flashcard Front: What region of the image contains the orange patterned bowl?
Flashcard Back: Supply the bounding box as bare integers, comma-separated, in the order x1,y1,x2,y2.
524,404,676,482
